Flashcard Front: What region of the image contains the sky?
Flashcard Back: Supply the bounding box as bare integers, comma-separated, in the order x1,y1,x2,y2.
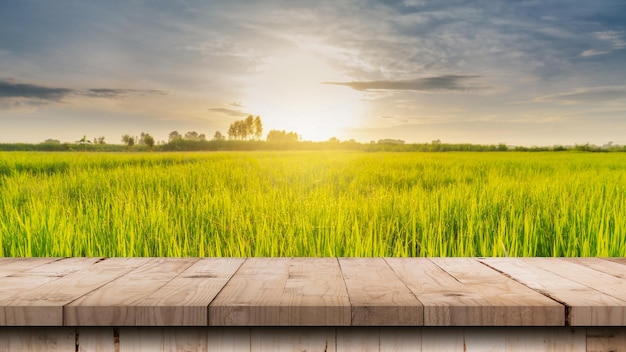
1,0,625,146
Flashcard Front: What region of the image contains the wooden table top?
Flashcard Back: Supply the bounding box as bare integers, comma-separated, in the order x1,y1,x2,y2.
0,257,624,327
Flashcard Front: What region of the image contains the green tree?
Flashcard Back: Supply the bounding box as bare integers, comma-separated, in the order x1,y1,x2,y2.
185,131,199,141
140,132,155,148
245,115,254,139
213,131,225,140
253,116,263,140
122,134,135,147
77,135,91,151
267,129,299,142
168,131,182,142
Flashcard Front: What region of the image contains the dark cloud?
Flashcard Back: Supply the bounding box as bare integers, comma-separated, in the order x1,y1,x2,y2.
0,79,167,109
84,88,167,99
208,107,250,117
0,80,72,101
324,75,488,92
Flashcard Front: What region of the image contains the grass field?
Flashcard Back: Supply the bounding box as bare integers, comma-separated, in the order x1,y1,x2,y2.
0,151,624,257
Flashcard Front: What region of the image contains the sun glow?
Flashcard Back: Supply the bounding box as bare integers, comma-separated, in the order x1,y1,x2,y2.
243,51,364,141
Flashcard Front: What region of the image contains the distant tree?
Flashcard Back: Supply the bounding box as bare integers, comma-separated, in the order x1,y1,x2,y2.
228,124,236,140
227,116,263,140
185,131,199,141
378,139,405,145
267,129,300,142
44,139,61,144
96,136,106,145
122,134,135,147
328,137,340,144
198,133,206,141
253,116,263,139
139,132,155,148
77,135,91,151
168,131,182,142
213,131,225,141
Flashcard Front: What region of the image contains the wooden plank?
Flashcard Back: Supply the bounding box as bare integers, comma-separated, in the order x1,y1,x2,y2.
387,257,501,326
135,258,244,326
379,327,422,352
0,327,76,352
430,258,564,326
279,257,350,326
207,327,250,352
563,257,626,278
118,327,212,351
0,257,102,325
339,258,422,326
420,327,465,351
77,327,115,352
2,258,149,326
606,258,626,266
505,327,586,352
65,258,197,326
463,328,506,351
481,258,626,326
587,327,626,352
336,328,379,352
0,257,61,277
251,327,335,352
209,258,291,326
527,258,626,305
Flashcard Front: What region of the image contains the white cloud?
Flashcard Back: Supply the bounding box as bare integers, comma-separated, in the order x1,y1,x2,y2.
594,30,626,49
580,49,610,57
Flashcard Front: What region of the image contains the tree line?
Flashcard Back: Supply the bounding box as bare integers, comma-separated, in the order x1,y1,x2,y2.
3,112,624,152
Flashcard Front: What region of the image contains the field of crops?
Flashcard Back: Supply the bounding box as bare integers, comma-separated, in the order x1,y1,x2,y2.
0,151,624,257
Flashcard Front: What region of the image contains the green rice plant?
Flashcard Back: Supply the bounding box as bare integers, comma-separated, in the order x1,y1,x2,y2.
0,151,624,257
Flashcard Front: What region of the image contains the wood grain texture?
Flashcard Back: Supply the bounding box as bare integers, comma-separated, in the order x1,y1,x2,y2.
279,257,351,326
387,257,499,326
0,258,61,277
379,327,422,352
528,258,626,302
431,258,564,326
118,327,212,351
337,328,380,352
420,327,465,351
65,258,198,326
2,258,149,326
505,328,586,352
562,258,626,279
207,327,251,352
339,258,422,326
77,327,115,352
587,327,626,352
209,258,291,326
0,257,102,325
135,257,244,326
480,258,626,326
0,327,76,352
251,327,335,352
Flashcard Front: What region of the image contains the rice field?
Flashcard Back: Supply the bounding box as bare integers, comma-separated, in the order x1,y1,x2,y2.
0,151,624,257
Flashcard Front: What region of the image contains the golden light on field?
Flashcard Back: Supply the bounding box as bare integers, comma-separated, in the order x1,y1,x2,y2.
243,51,364,141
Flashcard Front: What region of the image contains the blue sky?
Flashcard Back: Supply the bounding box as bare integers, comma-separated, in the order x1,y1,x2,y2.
1,0,625,145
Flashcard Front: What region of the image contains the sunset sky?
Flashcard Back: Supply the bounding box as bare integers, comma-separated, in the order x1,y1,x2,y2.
1,0,625,145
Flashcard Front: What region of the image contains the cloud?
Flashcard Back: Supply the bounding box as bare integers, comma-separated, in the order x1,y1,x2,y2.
535,86,626,104
323,75,488,93
594,30,626,49
208,107,250,117
0,80,72,101
0,79,168,111
83,89,167,99
580,49,610,57
580,31,626,57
